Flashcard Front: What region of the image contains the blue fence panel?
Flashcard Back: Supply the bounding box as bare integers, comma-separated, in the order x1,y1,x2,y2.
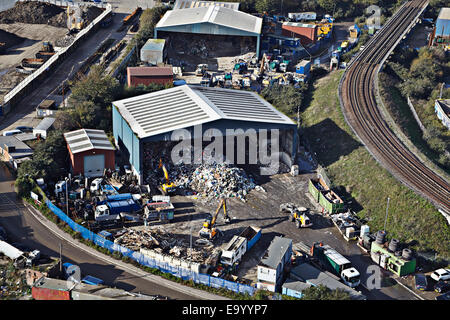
198,273,210,286
239,284,256,296
210,276,224,289
181,268,194,281
223,279,239,293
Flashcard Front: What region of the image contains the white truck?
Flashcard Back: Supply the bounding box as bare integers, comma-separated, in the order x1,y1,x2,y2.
220,226,261,267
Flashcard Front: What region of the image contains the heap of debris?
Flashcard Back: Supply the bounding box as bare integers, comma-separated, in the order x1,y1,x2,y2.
54,34,76,48
0,1,66,27
114,227,215,263
173,162,260,202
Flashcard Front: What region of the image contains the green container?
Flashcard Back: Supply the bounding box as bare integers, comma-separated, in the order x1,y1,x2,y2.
319,190,345,214
308,178,329,203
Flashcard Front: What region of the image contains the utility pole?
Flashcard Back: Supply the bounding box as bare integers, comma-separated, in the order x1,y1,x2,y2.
384,197,390,232
59,243,62,273
65,177,69,216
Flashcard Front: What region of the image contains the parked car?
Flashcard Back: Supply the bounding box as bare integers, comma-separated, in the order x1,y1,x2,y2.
435,291,450,300
15,126,33,133
434,281,450,293
431,268,450,282
2,129,22,136
415,273,428,291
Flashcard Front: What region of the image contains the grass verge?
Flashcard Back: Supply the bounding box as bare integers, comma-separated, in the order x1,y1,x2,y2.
300,70,450,258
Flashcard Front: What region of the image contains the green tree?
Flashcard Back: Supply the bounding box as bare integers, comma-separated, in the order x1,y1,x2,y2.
301,285,351,300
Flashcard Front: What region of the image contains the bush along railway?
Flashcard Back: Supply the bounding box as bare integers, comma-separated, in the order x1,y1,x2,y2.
339,0,450,215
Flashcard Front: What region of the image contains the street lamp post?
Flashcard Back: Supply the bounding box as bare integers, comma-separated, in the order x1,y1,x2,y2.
383,197,390,232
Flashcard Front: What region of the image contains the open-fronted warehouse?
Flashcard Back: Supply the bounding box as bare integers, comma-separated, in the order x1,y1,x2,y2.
154,4,263,58
112,85,297,184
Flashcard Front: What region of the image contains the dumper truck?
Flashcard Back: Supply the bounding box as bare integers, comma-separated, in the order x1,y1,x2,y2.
220,226,261,266
94,199,141,222
311,242,360,288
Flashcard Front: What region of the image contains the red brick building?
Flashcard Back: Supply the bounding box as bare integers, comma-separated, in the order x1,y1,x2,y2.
127,67,173,87
64,129,115,178
281,22,318,45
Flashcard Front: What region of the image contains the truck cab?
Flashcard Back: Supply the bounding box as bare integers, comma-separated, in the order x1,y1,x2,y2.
90,178,103,194
341,267,361,287
94,205,120,222
55,180,66,194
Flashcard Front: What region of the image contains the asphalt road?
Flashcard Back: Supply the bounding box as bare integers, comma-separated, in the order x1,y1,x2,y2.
0,163,221,300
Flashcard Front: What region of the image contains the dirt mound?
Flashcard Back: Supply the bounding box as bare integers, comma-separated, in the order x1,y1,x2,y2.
0,29,25,50
85,6,104,24
0,1,66,27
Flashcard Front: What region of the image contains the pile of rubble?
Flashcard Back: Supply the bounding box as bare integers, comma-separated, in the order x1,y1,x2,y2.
54,34,76,48
0,2,66,27
114,227,216,263
173,162,262,202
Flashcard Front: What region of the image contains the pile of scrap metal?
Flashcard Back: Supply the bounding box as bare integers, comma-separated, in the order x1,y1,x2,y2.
330,211,362,241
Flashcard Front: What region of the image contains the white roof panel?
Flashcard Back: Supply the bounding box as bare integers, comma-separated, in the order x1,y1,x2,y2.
156,5,262,35
173,0,240,11
112,85,295,140
64,129,115,154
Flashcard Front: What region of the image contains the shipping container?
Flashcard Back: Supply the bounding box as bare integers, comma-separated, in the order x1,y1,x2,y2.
32,278,71,300
281,22,318,44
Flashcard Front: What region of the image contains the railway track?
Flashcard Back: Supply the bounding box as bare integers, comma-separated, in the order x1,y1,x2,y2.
340,0,450,214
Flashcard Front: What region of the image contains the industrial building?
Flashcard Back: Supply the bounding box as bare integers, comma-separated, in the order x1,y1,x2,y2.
154,5,263,57
112,85,298,184
256,236,292,292
0,135,33,169
127,67,173,87
432,7,450,46
64,128,116,178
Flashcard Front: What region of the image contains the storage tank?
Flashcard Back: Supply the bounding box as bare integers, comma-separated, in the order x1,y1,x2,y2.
140,39,166,65
376,230,386,244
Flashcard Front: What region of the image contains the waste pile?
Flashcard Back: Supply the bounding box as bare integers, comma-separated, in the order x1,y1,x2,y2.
0,1,66,27
114,227,215,263
54,34,76,48
173,162,260,202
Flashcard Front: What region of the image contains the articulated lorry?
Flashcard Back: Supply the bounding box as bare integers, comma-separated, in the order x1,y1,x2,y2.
220,226,261,267
311,242,360,288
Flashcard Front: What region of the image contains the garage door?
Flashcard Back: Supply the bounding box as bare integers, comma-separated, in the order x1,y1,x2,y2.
84,154,105,178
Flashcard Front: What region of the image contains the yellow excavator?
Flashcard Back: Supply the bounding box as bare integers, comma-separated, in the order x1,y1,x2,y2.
199,198,231,240
158,159,175,195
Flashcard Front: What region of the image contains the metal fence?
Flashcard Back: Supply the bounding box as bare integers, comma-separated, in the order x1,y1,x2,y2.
44,199,256,296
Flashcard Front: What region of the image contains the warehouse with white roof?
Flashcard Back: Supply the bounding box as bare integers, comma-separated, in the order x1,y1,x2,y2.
154,3,263,57
112,85,298,184
64,129,115,178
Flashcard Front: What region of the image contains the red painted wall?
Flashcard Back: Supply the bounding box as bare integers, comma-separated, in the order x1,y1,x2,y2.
68,147,115,176
32,287,70,300
127,75,173,87
281,25,317,44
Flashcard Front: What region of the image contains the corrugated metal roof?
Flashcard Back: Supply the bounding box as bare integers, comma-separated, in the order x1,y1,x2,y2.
127,67,173,77
173,0,240,11
33,277,71,291
34,117,55,131
438,7,450,20
112,85,295,139
282,278,311,292
0,136,33,159
259,236,292,269
156,5,262,35
0,240,24,260
290,263,365,299
283,22,317,29
64,129,115,154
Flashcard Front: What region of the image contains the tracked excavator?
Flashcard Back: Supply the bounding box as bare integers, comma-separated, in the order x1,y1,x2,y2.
199,198,231,240
158,159,175,195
